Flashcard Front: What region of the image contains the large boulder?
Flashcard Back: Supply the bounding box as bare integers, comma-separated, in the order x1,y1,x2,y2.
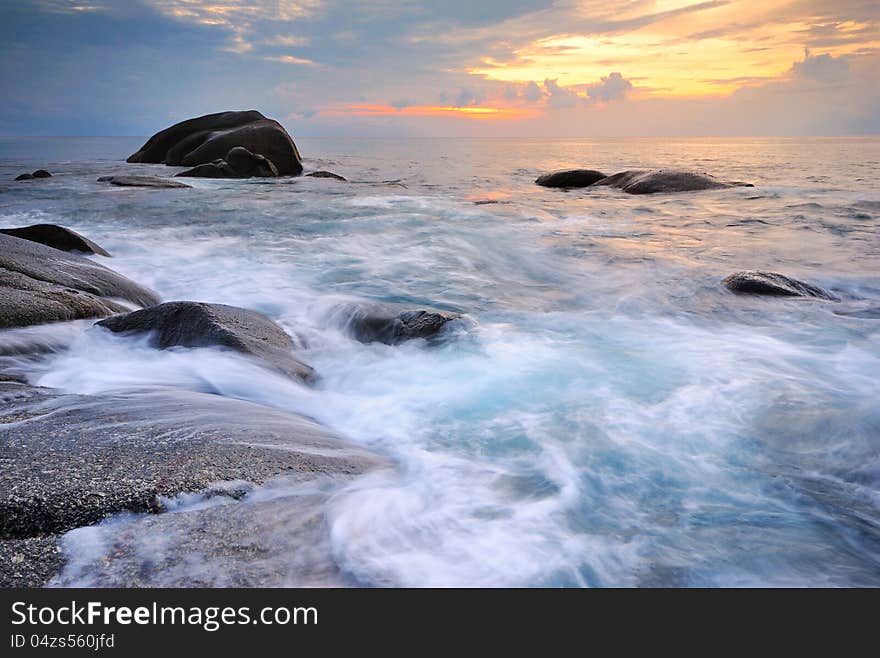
592,169,753,194
0,233,159,329
96,301,314,381
176,147,279,179
0,224,110,256
0,381,387,587
723,271,837,300
97,175,190,188
327,302,461,345
127,110,303,176
14,170,51,181
535,169,607,188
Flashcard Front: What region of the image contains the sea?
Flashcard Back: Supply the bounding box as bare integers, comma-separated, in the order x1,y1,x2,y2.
1,135,878,586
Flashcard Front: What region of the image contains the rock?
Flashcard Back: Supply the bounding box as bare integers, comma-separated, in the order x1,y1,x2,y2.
0,535,64,587
127,110,303,176
306,171,346,181
592,169,753,194
328,302,461,345
0,224,110,256
225,146,279,177
0,382,387,541
535,169,607,188
723,271,837,300
0,233,160,329
14,170,52,181
96,301,314,381
176,147,279,179
97,175,191,188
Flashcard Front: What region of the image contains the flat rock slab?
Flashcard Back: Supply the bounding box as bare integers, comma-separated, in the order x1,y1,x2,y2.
535,169,607,188
97,175,191,188
54,488,355,587
0,224,110,256
306,171,347,181
593,169,754,194
0,535,64,587
723,271,837,300
0,383,387,540
0,233,159,329
96,301,314,381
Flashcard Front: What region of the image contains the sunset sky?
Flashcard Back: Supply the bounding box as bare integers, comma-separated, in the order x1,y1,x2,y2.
2,0,878,136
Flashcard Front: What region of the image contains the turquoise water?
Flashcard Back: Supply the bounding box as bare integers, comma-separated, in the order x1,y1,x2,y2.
1,136,879,586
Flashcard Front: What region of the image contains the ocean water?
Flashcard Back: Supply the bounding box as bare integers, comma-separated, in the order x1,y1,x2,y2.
1,136,879,587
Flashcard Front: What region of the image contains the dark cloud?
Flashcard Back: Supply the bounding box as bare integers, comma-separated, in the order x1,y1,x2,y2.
790,48,850,82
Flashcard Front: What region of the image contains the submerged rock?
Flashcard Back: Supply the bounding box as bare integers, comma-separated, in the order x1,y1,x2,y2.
305,171,347,181
0,233,159,329
535,169,607,188
593,169,753,194
96,301,314,381
0,224,110,256
176,146,279,178
127,110,303,176
97,175,191,188
0,383,386,543
834,307,880,319
328,302,461,345
723,271,837,300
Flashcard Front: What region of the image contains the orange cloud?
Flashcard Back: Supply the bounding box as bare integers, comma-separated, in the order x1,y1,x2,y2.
321,104,540,120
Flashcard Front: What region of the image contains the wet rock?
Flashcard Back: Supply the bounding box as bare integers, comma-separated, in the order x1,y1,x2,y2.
0,233,159,329
127,110,303,176
833,307,880,319
0,383,387,541
723,271,838,300
329,302,461,345
0,224,110,256
305,171,346,181
535,169,607,188
32,170,52,178
593,169,753,194
97,175,191,188
14,173,33,181
96,301,314,381
176,147,279,179
0,535,63,587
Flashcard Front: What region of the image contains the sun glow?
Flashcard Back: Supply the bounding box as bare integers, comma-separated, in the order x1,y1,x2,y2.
321,104,541,120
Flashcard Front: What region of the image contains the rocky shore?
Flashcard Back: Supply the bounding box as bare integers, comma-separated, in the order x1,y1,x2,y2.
2,110,853,587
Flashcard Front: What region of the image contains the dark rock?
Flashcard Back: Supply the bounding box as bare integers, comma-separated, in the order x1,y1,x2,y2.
0,233,160,329
535,169,607,188
306,171,346,181
176,147,279,179
225,146,278,177
96,301,314,381
31,170,52,178
97,175,191,188
14,173,33,181
592,169,753,194
127,110,303,176
0,535,63,587
0,382,387,540
329,302,461,345
0,224,110,256
723,271,837,300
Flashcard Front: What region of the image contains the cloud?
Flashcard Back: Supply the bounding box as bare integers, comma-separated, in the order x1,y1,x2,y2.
543,78,581,108
523,81,544,102
391,99,412,109
586,72,633,102
263,55,316,66
790,48,850,82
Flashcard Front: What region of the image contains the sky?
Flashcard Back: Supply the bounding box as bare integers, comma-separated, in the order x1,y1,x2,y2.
1,0,878,136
